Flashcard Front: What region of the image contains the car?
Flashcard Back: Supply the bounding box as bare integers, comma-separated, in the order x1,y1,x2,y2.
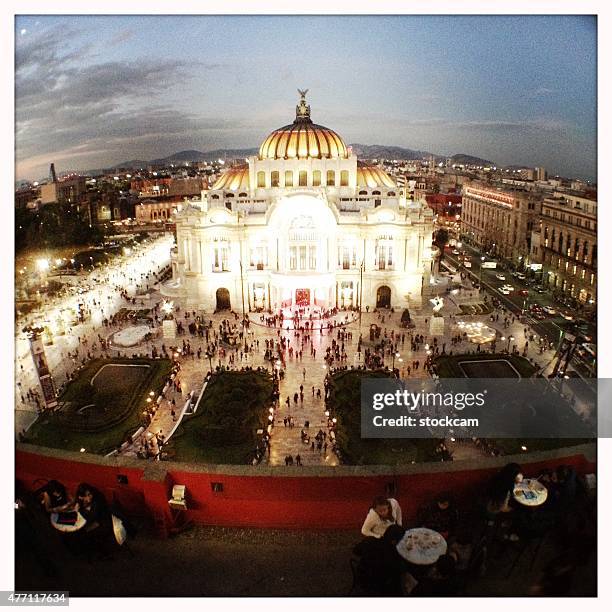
516,273,526,280
518,289,529,297
452,249,460,255
496,273,506,280
535,286,546,294
499,287,511,295
543,306,557,315
560,311,574,321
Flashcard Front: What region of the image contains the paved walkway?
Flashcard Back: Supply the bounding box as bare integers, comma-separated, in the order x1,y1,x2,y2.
16,238,573,466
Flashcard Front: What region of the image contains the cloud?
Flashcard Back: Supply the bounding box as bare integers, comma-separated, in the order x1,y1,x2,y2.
15,24,228,179
108,29,135,46
532,87,555,96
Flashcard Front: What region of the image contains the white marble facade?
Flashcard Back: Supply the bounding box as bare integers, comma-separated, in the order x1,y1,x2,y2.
166,93,434,313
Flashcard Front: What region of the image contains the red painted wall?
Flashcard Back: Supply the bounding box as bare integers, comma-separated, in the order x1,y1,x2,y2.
16,448,595,533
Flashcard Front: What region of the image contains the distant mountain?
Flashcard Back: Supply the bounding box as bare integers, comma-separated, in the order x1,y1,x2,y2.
103,146,495,172
150,148,259,164
349,143,439,160
449,153,494,166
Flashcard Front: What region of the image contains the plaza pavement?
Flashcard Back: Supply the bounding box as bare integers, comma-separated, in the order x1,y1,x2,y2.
15,240,567,466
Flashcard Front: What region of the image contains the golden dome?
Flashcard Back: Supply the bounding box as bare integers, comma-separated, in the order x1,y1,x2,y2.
356,161,396,189
212,164,250,190
259,91,348,160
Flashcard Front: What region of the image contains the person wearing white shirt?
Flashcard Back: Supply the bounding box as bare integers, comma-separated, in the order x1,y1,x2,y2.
361,496,403,539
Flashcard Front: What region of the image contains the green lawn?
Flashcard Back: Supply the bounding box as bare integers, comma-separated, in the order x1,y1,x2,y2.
327,370,441,465
169,369,273,464
433,353,537,378
25,358,172,454
433,353,591,455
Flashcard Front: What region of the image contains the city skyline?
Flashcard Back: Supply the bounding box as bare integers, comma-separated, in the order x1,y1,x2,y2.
15,15,597,181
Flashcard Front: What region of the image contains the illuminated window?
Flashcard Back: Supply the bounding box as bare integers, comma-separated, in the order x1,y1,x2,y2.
312,170,321,187
309,246,317,270
340,170,349,186
299,170,307,187
285,171,293,187
257,171,265,188
326,170,335,186
271,171,279,187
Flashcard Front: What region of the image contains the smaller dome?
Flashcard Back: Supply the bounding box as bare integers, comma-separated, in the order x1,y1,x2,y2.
357,161,396,189
211,164,250,191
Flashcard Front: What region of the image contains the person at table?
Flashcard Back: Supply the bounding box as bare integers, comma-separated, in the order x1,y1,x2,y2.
417,492,459,539
38,480,73,514
353,524,408,595
361,496,403,539
74,483,115,558
485,462,523,518
411,554,462,596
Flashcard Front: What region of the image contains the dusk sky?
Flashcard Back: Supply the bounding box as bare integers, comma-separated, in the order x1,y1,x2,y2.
15,15,597,181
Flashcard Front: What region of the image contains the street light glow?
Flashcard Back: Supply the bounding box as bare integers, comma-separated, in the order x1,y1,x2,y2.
36,258,49,272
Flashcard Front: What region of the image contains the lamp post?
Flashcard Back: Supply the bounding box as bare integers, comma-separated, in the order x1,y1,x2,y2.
359,259,364,329
479,256,485,283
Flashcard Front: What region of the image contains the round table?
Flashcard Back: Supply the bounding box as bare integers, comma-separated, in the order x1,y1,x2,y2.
396,528,447,565
513,478,548,507
50,511,87,533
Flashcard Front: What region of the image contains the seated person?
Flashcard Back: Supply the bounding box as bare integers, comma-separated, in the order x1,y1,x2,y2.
74,483,113,556
417,492,459,539
361,496,402,539
485,462,523,518
551,465,578,511
38,480,72,514
353,524,407,595
411,554,462,596
448,530,474,572
75,483,111,532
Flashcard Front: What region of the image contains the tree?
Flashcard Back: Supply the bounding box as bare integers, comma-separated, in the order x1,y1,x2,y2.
433,228,450,262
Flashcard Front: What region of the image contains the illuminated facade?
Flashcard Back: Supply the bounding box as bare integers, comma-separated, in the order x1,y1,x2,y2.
166,92,434,312
532,191,597,304
461,181,541,264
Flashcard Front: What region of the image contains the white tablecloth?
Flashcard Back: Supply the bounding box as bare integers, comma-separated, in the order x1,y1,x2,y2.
50,511,87,533
396,528,447,565
513,479,548,507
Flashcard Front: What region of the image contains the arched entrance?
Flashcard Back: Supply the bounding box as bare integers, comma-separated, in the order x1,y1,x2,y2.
216,288,231,311
376,285,391,308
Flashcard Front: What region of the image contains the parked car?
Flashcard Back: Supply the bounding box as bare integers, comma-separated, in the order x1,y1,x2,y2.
496,273,506,280
543,306,557,315
516,273,526,280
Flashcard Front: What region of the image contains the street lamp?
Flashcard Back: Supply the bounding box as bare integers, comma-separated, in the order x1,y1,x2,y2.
359,259,364,329
479,256,485,283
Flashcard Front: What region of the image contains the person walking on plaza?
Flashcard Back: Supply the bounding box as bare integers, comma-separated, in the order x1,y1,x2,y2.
296,454,302,466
